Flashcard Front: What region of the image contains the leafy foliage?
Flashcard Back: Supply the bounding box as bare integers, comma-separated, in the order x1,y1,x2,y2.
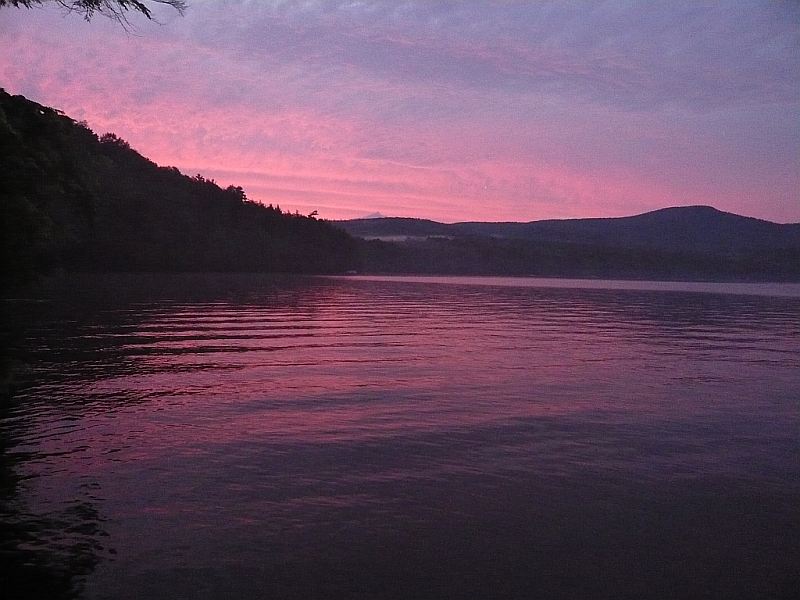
0,0,186,21
1,90,356,284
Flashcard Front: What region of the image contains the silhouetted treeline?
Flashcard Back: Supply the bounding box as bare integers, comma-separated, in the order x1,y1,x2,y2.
342,207,800,281
1,89,356,284
355,235,800,281
340,208,800,256
5,88,797,285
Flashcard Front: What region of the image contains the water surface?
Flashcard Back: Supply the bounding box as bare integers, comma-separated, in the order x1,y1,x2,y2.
2,274,798,599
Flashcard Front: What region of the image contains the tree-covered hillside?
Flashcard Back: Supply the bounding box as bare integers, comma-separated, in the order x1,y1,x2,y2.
341,208,800,281
1,89,357,284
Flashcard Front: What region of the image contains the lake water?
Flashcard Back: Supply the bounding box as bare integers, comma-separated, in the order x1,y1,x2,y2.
1,274,798,599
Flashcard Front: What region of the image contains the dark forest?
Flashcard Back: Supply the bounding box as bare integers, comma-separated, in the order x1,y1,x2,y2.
1,89,357,284
4,89,799,285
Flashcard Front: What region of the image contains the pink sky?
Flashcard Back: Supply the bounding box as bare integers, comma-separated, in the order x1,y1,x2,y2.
1,1,798,222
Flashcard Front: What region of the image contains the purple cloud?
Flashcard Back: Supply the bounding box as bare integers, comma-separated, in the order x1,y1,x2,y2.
0,0,797,221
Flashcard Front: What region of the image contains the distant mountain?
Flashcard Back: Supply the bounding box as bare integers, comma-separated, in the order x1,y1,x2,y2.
5,88,795,284
337,208,800,280
337,206,800,255
452,206,800,254
338,217,453,239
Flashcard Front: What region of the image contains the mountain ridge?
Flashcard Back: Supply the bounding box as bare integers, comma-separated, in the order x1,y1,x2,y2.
339,205,800,280
3,88,797,283
336,205,800,256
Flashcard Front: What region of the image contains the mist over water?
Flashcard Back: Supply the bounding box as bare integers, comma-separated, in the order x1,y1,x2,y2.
2,274,799,599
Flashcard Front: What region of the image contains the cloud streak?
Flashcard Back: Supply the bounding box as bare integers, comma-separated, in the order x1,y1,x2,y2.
1,0,798,221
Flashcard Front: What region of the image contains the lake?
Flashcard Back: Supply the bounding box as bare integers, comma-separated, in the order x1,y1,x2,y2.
1,274,798,599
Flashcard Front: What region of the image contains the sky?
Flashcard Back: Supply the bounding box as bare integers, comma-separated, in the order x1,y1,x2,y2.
1,1,798,223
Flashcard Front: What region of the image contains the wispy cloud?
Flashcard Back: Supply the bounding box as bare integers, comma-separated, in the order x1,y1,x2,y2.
1,0,798,221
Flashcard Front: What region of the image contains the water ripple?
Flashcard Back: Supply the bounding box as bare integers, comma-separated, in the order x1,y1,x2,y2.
2,274,798,599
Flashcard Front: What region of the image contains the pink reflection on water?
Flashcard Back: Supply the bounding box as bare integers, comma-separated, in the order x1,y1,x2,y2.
37,280,790,472
6,276,799,600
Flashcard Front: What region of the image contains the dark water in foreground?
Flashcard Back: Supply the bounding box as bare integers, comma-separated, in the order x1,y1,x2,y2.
1,274,798,600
